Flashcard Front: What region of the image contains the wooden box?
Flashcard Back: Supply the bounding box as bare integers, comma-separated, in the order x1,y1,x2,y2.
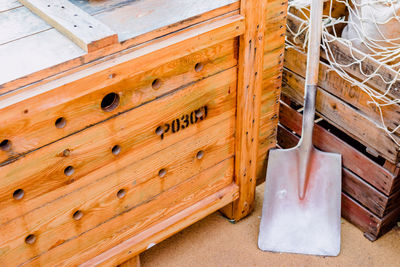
0,0,286,265
279,1,400,240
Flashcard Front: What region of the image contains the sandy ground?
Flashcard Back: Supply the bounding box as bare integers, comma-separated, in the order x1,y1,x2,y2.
141,184,400,266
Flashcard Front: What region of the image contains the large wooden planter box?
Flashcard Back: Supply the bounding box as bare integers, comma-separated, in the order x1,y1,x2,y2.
281,1,400,241
0,0,286,265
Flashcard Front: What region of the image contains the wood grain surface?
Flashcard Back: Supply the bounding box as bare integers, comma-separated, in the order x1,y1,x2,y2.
0,38,238,164
0,117,235,265
0,68,236,222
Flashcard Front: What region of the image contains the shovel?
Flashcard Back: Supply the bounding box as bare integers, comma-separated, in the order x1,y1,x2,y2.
258,0,342,256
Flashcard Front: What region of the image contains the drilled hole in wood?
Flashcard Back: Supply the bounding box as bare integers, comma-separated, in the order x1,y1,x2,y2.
55,117,67,128
73,210,83,221
152,79,162,90
25,234,36,245
155,126,164,136
101,92,120,112
195,109,204,118
194,62,204,72
158,168,167,178
0,139,11,151
64,166,74,176
63,149,71,157
196,150,204,160
117,189,126,199
112,145,121,155
13,189,24,200
24,109,29,114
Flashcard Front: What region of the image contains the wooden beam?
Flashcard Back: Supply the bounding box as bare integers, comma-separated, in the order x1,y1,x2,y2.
18,0,118,52
81,184,239,266
118,255,140,267
220,0,267,221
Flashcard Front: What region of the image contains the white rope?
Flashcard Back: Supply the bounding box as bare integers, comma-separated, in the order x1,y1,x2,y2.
287,0,400,146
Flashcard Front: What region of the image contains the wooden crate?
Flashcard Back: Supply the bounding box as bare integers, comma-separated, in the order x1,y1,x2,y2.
278,100,400,240
0,0,286,265
278,1,400,240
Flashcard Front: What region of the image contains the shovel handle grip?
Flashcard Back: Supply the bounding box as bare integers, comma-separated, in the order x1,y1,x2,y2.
305,0,324,86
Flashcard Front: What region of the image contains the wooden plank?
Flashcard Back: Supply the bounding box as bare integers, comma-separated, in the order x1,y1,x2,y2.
94,0,238,42
279,101,397,196
0,0,21,12
342,193,381,238
282,68,400,162
23,158,234,266
342,193,400,239
118,255,140,267
83,184,239,267
2,0,239,47
0,3,241,93
255,0,287,183
0,38,238,164
0,6,50,45
284,46,400,133
19,0,118,52
286,12,400,101
0,69,237,222
0,15,244,161
220,0,268,221
277,123,390,217
342,168,388,218
0,28,85,87
0,118,235,265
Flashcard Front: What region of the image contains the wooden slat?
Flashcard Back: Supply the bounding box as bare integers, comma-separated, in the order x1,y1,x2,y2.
19,0,118,52
342,193,400,239
282,68,400,162
342,168,388,217
0,13,243,95
0,3,241,93
83,184,239,267
286,12,400,100
0,69,237,222
94,0,238,43
118,255,140,267
255,0,287,182
284,46,400,133
24,158,234,266
220,0,268,221
0,118,235,265
279,101,398,196
0,38,238,164
0,6,50,45
342,193,381,238
2,0,239,46
0,0,21,12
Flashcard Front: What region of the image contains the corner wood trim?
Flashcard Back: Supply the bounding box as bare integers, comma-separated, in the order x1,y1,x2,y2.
19,0,118,52
220,0,268,221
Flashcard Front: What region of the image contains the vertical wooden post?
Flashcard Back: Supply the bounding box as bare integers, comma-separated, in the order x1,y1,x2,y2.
221,0,267,221
118,254,141,267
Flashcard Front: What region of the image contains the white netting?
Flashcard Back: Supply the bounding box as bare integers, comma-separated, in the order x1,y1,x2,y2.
286,0,400,146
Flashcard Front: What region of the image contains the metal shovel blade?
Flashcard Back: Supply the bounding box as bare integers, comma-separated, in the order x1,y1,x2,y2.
258,147,342,256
